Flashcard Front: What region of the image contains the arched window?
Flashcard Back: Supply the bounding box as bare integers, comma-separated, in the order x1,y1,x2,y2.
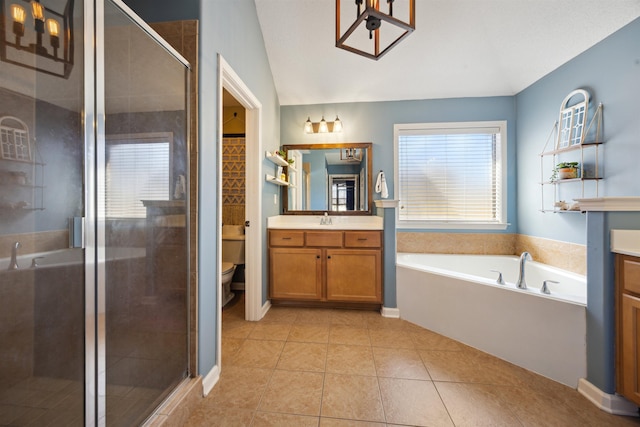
0,116,31,161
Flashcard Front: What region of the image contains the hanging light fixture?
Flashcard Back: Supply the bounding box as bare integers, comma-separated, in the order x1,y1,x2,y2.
1,0,75,78
336,0,415,60
340,148,362,162
304,115,343,134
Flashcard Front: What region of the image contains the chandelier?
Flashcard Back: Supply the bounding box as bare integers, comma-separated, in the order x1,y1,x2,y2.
336,0,415,60
1,0,75,78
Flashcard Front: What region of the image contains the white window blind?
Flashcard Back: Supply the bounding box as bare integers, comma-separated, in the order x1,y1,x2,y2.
106,134,172,218
395,122,506,229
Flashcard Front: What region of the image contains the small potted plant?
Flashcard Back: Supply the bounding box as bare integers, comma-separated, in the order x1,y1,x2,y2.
551,161,580,181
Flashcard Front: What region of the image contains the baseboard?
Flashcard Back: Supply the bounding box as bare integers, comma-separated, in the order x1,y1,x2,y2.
381,306,400,318
202,364,221,396
260,299,272,319
577,378,639,416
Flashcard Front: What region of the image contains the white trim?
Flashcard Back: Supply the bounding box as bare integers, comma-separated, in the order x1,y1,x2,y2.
202,365,221,397
381,307,400,318
218,55,264,327
394,120,508,231
261,300,272,319
577,378,639,416
575,197,640,212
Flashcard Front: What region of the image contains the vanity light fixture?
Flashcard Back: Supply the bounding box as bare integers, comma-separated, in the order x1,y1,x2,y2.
1,0,75,78
336,0,415,60
340,147,362,162
304,115,343,134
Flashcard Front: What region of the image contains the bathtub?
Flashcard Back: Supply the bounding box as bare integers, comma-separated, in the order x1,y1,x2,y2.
396,253,586,388
0,247,145,270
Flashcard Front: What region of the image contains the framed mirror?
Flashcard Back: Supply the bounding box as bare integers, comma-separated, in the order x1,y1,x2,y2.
282,142,373,215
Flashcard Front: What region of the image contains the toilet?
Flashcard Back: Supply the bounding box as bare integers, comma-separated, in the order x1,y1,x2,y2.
221,225,245,307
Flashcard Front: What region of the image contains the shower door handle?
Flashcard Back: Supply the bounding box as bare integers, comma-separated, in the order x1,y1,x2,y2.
69,217,85,248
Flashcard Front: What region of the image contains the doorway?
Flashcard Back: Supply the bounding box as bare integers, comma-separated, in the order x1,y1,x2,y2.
217,56,263,342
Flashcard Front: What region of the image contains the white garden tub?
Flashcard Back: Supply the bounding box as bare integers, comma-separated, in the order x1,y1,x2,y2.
396,253,586,387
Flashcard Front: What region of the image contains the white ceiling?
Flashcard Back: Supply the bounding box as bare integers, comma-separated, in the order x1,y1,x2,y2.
254,0,640,106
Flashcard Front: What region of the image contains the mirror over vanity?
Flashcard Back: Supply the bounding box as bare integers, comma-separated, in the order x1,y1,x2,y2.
282,142,373,215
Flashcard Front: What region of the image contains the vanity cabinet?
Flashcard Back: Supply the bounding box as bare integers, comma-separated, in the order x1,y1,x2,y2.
615,254,640,406
268,229,382,306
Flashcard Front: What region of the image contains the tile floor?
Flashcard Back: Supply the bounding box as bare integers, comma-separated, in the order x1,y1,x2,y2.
185,293,640,426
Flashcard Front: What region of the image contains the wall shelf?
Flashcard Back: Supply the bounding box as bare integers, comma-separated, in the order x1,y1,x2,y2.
539,91,604,213
265,151,289,167
265,174,289,186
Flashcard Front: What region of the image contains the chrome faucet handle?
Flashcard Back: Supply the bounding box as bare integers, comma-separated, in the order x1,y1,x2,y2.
541,280,558,294
490,269,505,285
31,257,45,268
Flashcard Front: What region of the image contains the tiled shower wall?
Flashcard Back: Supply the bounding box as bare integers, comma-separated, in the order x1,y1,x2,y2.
397,232,586,275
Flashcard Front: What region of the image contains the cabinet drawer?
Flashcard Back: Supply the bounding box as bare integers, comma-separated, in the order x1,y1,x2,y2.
344,231,381,248
306,231,343,247
622,256,640,295
269,230,304,247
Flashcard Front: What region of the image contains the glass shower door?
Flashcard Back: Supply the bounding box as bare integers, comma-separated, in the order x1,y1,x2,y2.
0,0,86,425
99,1,190,425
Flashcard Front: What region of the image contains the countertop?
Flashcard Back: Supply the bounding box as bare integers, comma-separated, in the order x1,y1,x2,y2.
267,215,383,230
611,229,640,257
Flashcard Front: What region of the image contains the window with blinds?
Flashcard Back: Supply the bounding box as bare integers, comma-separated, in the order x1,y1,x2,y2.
394,121,507,229
105,133,172,218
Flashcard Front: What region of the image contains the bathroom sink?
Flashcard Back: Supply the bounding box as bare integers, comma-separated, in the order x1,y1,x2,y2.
267,215,383,230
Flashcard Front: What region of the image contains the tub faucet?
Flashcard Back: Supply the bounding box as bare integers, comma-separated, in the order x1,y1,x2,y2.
8,241,20,270
516,251,532,289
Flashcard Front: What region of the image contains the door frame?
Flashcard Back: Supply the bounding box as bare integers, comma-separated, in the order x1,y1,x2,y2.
217,55,263,335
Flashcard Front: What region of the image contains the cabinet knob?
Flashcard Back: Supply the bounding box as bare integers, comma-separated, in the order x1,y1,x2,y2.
327,255,331,259
316,255,320,259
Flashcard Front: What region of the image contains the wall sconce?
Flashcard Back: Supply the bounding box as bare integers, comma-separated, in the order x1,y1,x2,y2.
304,115,343,134
336,0,415,60
340,147,362,162
1,0,75,78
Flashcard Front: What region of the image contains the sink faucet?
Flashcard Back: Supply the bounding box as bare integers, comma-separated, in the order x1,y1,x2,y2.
516,251,532,289
8,241,20,270
320,212,332,225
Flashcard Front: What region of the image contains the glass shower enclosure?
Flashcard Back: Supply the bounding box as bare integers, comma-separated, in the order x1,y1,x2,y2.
0,0,190,425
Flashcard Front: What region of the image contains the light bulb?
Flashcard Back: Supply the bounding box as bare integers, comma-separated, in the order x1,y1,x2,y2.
47,18,59,37
333,116,343,132
11,4,26,24
318,116,329,133
304,117,313,134
31,0,44,22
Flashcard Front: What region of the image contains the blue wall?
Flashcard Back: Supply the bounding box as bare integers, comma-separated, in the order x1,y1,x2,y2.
516,17,640,245
516,17,640,393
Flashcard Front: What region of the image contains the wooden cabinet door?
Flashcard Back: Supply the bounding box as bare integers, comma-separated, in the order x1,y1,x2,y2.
325,249,381,303
269,248,322,300
620,293,640,406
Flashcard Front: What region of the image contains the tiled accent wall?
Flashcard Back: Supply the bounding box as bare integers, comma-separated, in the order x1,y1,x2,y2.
222,137,246,225
0,230,67,258
397,232,516,255
397,232,586,275
515,234,586,275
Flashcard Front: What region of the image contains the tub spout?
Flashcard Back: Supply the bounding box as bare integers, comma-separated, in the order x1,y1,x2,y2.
516,251,532,289
8,241,21,270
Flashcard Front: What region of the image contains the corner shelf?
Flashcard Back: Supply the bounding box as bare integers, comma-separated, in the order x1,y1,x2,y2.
539,90,604,213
